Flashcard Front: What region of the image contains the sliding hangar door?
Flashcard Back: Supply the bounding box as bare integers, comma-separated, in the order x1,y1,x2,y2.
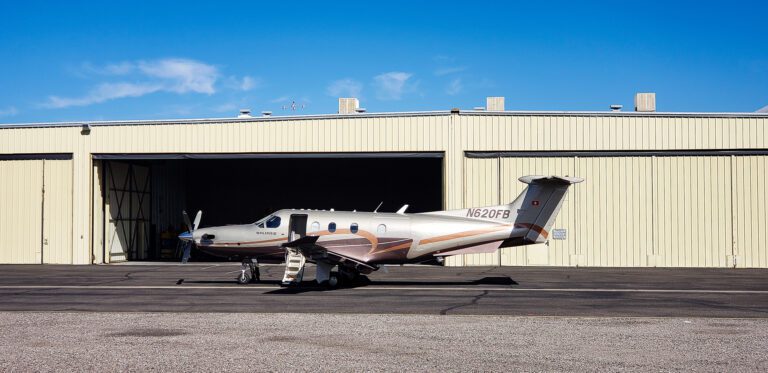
93,153,444,263
0,156,73,264
449,152,768,268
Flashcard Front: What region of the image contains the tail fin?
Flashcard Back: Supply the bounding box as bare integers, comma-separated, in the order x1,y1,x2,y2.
424,175,583,243
513,176,583,243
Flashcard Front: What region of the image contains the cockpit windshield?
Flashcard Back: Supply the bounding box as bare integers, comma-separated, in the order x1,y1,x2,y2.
254,214,281,228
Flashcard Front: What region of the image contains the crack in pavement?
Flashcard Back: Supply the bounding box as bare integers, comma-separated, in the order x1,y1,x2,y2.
440,290,489,315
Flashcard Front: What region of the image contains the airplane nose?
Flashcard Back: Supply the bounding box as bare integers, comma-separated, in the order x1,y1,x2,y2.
178,231,193,242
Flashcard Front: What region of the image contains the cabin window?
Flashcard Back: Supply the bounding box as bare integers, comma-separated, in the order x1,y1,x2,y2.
377,224,387,235
328,222,336,233
310,221,320,232
350,223,359,234
266,216,281,228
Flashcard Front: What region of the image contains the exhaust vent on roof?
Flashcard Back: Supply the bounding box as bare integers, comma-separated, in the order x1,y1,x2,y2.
338,98,360,114
238,109,253,118
635,93,656,112
610,104,623,112
261,111,272,117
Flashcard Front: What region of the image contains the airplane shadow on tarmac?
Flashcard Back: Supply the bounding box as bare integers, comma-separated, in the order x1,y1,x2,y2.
263,276,519,294
175,276,518,294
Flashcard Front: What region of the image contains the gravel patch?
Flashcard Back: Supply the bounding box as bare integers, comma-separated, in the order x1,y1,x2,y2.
1,312,767,372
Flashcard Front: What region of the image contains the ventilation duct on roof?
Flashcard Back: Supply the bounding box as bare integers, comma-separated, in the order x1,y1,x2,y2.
635,93,656,112
338,98,360,114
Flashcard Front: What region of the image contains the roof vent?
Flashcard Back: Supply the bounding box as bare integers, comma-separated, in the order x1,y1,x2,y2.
635,93,656,112
610,104,623,112
261,111,272,117
238,109,253,118
338,98,360,114
473,106,486,111
486,96,505,111
355,107,367,113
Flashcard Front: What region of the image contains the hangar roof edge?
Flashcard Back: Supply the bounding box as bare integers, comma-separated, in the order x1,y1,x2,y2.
1,109,767,129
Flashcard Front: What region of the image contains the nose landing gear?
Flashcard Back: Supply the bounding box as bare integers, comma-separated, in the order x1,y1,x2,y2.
237,258,260,284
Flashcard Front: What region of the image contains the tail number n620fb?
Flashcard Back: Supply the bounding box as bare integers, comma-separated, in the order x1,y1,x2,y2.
466,208,510,219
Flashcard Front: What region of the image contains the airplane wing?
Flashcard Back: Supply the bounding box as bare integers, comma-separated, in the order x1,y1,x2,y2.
282,236,377,273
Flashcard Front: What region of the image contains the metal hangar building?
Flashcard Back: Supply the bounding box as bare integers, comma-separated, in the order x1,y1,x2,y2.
1,94,767,268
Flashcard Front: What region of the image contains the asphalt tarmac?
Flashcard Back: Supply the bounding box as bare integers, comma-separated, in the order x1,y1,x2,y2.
2,312,767,372
1,264,767,317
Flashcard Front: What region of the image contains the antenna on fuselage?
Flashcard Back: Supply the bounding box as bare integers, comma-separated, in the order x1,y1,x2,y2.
396,204,409,214
373,201,383,213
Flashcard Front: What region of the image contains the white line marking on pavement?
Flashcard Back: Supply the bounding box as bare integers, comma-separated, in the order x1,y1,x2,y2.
0,285,767,294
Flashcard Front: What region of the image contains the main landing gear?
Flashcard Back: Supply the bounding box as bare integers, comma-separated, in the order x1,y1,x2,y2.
237,258,260,284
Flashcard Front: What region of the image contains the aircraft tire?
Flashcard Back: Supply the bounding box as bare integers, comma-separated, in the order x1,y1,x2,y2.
236,271,251,285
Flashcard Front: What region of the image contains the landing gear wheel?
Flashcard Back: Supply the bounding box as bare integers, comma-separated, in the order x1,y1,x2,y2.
237,270,251,285
328,275,339,288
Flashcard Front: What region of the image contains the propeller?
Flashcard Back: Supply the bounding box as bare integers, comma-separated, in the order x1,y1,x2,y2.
179,210,202,264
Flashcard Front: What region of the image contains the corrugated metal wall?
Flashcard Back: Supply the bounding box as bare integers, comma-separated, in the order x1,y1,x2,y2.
42,160,73,264
0,160,44,264
449,154,767,268
733,156,768,268
0,159,73,264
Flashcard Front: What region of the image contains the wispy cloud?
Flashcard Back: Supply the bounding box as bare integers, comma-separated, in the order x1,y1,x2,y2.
44,83,163,108
326,78,363,98
239,76,258,91
434,66,467,76
373,72,412,100
42,58,235,108
757,104,768,113
136,59,218,94
0,106,18,117
446,78,463,95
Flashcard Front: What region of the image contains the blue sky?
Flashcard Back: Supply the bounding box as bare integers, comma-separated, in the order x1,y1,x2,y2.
1,1,767,123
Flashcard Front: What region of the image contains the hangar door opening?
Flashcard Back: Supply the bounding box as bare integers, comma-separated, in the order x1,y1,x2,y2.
451,151,768,268
94,153,443,263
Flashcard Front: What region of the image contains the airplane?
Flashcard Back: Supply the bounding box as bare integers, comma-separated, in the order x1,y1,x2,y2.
178,175,583,287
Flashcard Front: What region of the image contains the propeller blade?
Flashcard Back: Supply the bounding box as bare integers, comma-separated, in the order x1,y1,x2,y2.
182,210,193,233
193,210,202,231
181,242,192,264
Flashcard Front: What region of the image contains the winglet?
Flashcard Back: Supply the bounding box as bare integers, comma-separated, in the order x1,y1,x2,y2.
396,204,409,214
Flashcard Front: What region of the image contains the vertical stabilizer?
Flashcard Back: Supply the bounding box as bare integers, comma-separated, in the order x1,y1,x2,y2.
514,176,583,243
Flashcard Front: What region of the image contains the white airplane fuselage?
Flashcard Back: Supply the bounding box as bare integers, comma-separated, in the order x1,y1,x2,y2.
183,176,583,269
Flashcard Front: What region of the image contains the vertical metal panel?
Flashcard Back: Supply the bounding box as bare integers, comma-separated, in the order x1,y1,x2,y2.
0,160,43,264
654,157,731,267
575,157,654,267
42,160,73,264
733,156,768,268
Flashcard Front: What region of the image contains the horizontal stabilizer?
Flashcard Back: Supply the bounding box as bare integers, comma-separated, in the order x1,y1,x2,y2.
518,175,584,185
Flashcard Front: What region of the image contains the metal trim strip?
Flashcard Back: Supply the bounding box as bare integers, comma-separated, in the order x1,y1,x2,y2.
466,150,768,158
92,152,445,160
0,153,73,160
